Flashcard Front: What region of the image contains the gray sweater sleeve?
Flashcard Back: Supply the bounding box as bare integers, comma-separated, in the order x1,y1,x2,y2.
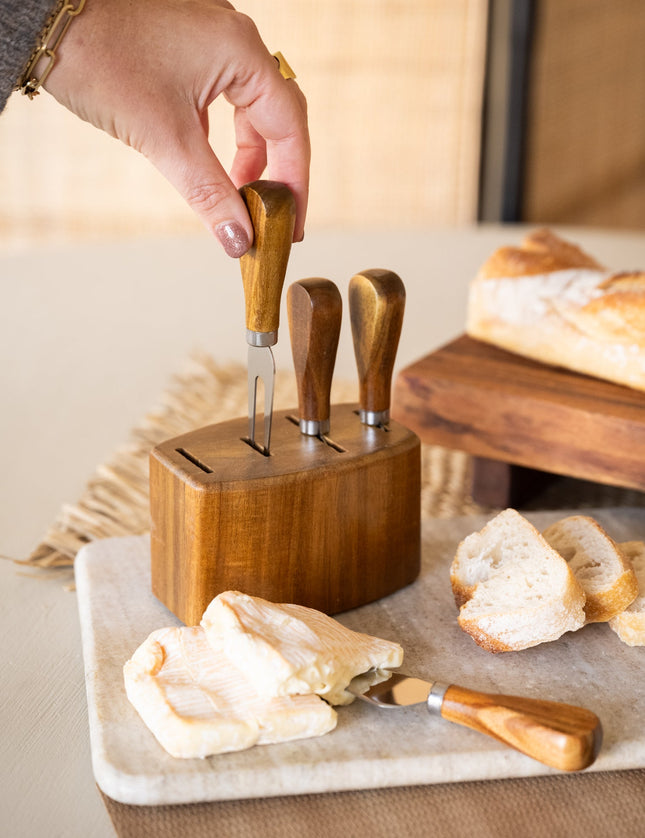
0,0,61,112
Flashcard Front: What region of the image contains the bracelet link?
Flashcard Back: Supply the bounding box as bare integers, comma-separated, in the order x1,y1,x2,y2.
16,0,86,99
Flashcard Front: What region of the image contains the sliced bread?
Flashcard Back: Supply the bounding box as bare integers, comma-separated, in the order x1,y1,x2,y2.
451,509,586,653
608,542,645,646
542,516,639,623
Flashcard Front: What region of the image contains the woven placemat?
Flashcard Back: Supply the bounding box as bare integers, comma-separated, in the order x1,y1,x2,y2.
101,767,645,838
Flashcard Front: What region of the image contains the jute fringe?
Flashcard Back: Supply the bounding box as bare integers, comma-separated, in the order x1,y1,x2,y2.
24,354,485,569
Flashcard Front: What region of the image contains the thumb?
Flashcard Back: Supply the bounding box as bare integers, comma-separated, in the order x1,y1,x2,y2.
148,116,254,258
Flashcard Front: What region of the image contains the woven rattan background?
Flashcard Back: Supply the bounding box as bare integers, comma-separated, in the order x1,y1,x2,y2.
522,0,645,230
0,0,488,244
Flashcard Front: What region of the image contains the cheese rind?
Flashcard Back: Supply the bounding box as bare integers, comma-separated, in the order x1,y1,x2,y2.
124,626,337,759
201,591,403,705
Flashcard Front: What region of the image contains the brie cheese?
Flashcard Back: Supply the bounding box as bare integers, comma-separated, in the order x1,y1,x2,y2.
201,591,403,705
124,625,337,759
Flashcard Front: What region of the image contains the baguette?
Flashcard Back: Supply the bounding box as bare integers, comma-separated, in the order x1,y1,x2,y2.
542,516,639,623
608,541,645,646
466,229,645,391
451,509,586,653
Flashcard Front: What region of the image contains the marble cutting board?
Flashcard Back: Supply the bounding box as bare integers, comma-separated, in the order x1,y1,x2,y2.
75,508,645,806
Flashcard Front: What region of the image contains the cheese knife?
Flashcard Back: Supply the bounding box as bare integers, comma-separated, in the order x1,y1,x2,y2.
348,670,602,772
239,181,296,454
287,278,342,437
349,269,406,427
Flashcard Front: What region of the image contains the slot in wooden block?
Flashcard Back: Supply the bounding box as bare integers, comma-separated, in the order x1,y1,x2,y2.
150,403,421,624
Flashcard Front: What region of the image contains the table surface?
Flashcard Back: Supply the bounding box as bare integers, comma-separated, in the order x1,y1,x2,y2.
2,225,644,836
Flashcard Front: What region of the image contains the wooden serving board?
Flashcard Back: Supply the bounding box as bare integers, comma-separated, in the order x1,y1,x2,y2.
393,335,645,504
75,509,645,806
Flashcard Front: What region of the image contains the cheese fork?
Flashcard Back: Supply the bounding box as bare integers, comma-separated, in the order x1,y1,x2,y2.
348,671,602,772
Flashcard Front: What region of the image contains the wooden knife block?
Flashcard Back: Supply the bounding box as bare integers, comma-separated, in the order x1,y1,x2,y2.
149,403,421,624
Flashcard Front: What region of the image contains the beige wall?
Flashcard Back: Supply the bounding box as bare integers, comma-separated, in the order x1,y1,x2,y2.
0,1,488,244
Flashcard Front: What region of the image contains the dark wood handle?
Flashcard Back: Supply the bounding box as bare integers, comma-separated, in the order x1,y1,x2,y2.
441,684,603,772
287,279,342,426
349,269,405,414
239,181,296,337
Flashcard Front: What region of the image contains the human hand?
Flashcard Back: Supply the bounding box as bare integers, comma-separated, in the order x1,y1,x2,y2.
44,0,309,257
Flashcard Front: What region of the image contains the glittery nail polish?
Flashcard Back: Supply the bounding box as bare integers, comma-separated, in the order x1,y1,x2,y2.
216,221,250,258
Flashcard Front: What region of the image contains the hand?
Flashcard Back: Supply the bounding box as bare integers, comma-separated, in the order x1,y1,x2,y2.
44,0,310,257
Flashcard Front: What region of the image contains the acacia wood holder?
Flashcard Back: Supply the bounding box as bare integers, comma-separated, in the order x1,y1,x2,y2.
393,333,645,507
150,403,421,625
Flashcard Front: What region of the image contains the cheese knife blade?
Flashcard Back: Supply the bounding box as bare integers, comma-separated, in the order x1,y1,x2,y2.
287,278,342,437
348,670,602,772
239,181,296,454
348,269,405,427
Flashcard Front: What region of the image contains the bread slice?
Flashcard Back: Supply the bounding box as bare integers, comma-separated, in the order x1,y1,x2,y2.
608,542,645,646
451,509,586,653
542,516,639,623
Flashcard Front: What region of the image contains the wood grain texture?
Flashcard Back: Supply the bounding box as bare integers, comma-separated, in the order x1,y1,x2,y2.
287,278,342,426
393,334,645,492
441,684,603,772
349,269,405,414
239,181,296,336
150,403,421,623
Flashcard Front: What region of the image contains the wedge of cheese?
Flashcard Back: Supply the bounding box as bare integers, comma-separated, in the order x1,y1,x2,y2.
201,591,403,705
124,625,337,759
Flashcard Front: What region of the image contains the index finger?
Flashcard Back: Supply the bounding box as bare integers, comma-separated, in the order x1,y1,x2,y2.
229,63,310,242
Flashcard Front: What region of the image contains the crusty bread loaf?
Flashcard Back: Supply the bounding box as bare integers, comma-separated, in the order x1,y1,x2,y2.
451,509,586,652
466,229,645,391
542,516,639,623
608,541,645,646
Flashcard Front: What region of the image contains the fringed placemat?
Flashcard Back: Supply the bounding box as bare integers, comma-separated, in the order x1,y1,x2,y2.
25,354,486,570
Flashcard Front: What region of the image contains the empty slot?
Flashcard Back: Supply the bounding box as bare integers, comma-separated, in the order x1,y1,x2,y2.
321,435,346,453
176,448,213,473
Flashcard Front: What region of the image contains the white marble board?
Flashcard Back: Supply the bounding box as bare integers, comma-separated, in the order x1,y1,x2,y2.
75,508,645,806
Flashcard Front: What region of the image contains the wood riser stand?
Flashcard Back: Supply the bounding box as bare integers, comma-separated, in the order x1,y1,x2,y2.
150,403,421,625
393,334,645,507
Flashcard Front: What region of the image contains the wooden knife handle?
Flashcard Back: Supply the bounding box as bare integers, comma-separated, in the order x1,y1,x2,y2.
440,684,603,772
349,269,405,418
287,278,342,430
239,181,296,339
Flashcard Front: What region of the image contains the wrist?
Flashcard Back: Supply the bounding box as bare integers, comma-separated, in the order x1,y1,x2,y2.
15,0,86,99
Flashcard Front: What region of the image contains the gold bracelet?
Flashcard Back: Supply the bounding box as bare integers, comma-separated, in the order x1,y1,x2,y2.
16,0,86,99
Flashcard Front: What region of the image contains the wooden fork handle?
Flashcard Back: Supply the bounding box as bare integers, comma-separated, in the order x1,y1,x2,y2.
239,181,296,339
439,684,603,772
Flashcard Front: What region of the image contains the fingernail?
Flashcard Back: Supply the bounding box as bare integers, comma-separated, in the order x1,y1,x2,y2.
216,221,250,258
